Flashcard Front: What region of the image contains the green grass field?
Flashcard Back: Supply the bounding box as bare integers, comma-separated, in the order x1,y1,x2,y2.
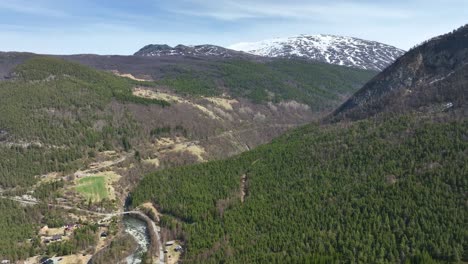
75,176,108,202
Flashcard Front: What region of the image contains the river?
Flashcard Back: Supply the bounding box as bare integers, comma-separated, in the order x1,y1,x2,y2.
123,215,150,264
123,214,166,264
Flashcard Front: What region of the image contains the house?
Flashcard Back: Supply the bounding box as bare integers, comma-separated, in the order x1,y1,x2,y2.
100,232,108,238
165,240,175,246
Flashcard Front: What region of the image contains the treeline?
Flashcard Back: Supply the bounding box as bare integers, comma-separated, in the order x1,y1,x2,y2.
131,114,467,263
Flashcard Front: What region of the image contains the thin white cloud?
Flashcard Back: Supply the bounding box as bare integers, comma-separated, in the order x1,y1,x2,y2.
169,0,413,21
0,0,465,54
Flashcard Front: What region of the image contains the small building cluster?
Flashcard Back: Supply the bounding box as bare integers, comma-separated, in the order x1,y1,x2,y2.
39,223,81,245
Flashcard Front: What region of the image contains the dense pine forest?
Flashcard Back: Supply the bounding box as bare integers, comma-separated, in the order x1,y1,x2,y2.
103,58,376,110
131,113,467,263
0,199,38,259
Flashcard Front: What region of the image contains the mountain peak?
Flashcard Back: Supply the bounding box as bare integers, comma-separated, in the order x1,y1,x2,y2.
134,44,253,58
229,34,405,71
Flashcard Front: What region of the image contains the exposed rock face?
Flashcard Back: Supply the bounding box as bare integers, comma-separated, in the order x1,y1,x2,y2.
330,25,468,121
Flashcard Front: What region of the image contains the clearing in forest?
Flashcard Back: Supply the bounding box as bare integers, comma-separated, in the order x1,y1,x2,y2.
132,88,222,120
75,176,108,202
74,171,121,202
165,241,183,264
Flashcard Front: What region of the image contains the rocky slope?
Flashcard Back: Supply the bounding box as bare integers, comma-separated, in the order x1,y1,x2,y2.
229,34,405,71
134,44,253,58
330,25,468,122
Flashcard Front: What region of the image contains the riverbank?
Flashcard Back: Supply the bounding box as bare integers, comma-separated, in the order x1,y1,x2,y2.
128,210,164,263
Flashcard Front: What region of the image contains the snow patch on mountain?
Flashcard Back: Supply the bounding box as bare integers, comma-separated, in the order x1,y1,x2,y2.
134,44,252,58
229,34,405,71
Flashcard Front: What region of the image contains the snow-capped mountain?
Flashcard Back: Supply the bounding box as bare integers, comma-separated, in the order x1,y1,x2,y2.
134,44,253,58
229,35,405,71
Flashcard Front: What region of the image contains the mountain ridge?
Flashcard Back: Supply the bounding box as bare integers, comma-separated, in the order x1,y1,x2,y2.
229,34,405,71
330,24,468,122
133,35,404,71
134,44,254,58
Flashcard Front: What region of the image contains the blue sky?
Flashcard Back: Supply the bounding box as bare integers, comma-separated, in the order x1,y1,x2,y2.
0,0,466,54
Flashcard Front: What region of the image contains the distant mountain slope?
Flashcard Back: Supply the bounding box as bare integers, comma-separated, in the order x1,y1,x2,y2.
229,34,405,71
330,25,468,122
134,44,253,58
0,52,34,80
0,52,375,111
50,55,376,111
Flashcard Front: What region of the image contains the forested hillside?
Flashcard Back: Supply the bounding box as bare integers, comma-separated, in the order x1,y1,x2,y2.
131,113,467,263
0,199,38,259
59,55,376,111
1,53,376,111
0,56,375,188
331,25,468,121
156,59,376,109
0,56,166,187
0,55,376,261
